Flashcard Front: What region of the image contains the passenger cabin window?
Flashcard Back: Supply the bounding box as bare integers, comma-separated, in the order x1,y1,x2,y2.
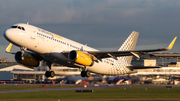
11,26,25,31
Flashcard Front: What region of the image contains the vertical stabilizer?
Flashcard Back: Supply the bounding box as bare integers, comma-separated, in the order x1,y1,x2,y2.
118,31,139,51
117,31,139,64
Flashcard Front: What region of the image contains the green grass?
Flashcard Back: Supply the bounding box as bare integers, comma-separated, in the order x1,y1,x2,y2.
0,86,180,101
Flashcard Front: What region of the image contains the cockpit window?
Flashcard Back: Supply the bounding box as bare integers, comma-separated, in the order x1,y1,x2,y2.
22,27,25,31
18,26,21,30
11,26,25,31
11,26,17,28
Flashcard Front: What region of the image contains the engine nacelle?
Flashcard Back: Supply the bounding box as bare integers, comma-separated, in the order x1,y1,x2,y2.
15,51,40,67
68,50,94,66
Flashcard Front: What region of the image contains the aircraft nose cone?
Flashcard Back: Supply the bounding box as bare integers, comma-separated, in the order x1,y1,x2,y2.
3,29,13,42
3,29,8,39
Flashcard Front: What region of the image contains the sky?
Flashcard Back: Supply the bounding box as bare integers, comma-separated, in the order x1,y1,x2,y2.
0,0,180,60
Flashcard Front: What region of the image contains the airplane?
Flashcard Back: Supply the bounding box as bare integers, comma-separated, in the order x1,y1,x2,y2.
3,23,177,78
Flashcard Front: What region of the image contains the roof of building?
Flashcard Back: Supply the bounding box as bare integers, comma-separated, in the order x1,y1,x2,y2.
149,52,180,57
0,65,33,71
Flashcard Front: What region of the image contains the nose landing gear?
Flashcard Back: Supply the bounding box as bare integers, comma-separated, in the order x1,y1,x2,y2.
20,47,27,60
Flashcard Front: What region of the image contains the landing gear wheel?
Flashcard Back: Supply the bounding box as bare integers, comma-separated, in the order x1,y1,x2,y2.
20,47,27,60
85,71,91,77
45,71,55,77
21,56,24,60
45,71,49,77
50,71,55,77
81,71,86,77
81,71,91,77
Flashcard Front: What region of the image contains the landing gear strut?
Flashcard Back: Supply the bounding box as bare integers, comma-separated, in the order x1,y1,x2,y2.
45,61,55,77
20,47,27,60
81,66,91,77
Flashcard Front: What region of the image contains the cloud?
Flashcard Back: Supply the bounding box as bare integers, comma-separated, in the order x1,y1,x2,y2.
1,0,180,25
0,0,180,60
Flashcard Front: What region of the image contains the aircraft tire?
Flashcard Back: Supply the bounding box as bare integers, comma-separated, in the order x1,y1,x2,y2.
85,71,91,77
50,71,55,77
81,71,86,77
45,71,50,77
45,71,55,77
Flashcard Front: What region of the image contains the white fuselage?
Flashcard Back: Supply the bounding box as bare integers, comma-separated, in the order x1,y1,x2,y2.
4,23,132,75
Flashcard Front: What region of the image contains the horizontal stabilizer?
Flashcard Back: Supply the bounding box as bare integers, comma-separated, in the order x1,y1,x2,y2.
127,66,161,70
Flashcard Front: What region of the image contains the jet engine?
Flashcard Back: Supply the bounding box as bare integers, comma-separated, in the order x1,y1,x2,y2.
68,50,94,66
15,51,40,67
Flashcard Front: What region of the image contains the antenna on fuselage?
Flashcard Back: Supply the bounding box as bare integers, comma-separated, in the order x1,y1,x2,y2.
80,46,84,51
27,22,29,24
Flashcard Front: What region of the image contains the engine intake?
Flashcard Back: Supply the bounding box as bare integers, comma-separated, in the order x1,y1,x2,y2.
69,50,94,66
15,51,40,67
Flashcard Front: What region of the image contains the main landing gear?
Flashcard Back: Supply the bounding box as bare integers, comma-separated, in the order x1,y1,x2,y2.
45,71,55,77
45,61,55,77
81,67,91,77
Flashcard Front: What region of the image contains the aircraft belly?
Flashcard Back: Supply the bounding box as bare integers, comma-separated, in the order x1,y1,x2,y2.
87,62,113,74
42,53,81,68
87,62,131,75
50,53,69,62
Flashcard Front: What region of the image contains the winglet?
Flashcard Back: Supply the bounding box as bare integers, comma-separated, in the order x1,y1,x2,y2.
167,37,177,50
5,43,15,54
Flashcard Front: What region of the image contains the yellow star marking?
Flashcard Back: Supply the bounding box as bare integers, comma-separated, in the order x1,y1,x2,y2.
129,41,132,45
53,34,63,40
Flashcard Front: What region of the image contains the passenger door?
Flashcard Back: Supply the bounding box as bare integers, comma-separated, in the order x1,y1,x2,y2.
30,27,36,39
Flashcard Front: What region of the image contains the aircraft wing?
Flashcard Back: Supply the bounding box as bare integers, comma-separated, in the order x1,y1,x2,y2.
88,37,177,60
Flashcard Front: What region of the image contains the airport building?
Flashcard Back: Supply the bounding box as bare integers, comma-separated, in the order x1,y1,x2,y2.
132,52,180,66
0,62,81,84
131,52,180,85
